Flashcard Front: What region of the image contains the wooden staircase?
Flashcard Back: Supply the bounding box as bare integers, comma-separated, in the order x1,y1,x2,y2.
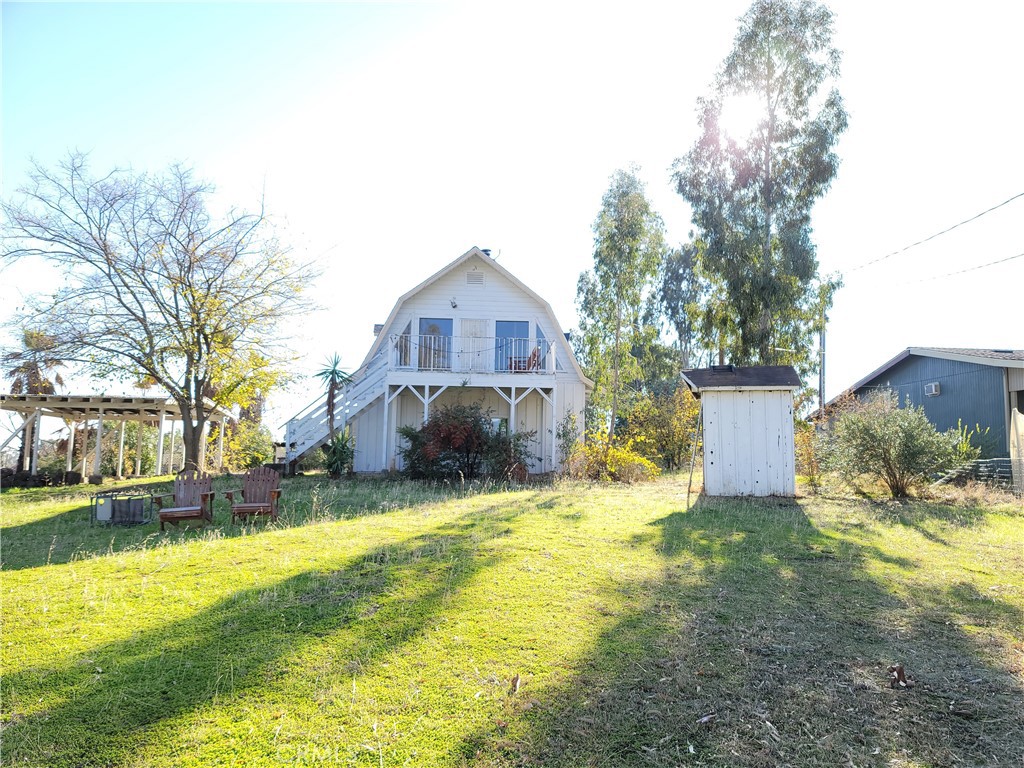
283,352,388,465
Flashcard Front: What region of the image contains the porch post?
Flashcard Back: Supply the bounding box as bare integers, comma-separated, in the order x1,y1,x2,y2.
551,386,558,473
93,407,104,476
30,408,42,475
382,386,391,470
155,412,166,475
66,421,76,473
135,416,143,476
116,420,126,479
423,385,429,423
509,386,516,434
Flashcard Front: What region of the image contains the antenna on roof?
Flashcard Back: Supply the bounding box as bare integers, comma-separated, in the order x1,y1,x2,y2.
481,248,492,258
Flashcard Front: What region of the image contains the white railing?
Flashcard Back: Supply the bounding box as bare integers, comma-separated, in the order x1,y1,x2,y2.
283,335,557,463
283,351,389,462
391,335,555,374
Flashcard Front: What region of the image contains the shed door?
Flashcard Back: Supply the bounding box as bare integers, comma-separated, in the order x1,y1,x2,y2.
459,319,489,372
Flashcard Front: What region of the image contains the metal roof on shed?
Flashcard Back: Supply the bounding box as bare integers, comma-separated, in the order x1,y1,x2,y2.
682,365,802,392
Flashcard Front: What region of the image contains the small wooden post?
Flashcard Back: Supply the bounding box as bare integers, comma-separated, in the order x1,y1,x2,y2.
93,407,104,476
116,421,126,479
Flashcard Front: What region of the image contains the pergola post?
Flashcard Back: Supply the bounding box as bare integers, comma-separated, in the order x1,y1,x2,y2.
216,419,225,470
66,421,76,473
135,416,143,477
20,415,33,472
93,407,104,476
116,421,126,479
198,420,208,469
30,408,42,475
81,419,89,476
155,412,166,475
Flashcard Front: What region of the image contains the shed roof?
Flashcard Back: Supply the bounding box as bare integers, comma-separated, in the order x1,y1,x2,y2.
681,365,802,392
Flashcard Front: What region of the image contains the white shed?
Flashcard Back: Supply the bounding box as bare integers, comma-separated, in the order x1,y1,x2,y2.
682,365,801,497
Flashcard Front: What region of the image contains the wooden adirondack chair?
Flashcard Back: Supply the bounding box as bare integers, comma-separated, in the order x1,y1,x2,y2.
155,471,215,531
226,466,282,524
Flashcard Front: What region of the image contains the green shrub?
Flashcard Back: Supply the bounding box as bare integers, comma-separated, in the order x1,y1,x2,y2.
398,402,535,481
223,420,274,470
620,388,701,470
566,431,661,483
823,390,967,498
322,431,355,478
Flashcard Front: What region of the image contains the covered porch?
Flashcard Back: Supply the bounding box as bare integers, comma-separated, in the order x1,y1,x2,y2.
352,382,558,474
0,394,231,478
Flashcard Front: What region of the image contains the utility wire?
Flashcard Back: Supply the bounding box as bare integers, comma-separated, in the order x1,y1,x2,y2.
905,250,1024,285
847,191,1024,273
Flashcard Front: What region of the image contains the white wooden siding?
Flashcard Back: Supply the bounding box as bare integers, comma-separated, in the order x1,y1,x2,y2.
340,252,589,474
702,389,795,497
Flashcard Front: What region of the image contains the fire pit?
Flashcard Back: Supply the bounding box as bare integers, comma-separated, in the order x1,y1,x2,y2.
92,491,153,526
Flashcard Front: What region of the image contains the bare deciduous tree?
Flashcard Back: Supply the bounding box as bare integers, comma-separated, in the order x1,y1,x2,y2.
2,153,316,471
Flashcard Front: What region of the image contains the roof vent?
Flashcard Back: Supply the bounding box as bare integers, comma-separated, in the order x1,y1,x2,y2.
711,365,735,373
993,349,1013,353
481,248,492,258
373,323,384,336
466,271,484,286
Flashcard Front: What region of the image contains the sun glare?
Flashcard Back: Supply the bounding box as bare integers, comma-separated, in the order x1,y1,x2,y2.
719,91,765,141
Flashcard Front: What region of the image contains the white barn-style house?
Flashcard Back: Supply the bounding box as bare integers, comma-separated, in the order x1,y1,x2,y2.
682,365,801,497
284,247,593,474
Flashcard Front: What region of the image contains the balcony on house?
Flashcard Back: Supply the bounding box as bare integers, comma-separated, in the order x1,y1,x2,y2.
390,335,556,374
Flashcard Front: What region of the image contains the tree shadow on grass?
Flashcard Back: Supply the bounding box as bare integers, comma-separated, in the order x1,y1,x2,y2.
0,476,519,571
460,495,1023,767
1,504,526,767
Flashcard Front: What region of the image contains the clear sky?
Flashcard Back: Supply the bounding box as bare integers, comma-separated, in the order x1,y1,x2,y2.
3,1,1022,439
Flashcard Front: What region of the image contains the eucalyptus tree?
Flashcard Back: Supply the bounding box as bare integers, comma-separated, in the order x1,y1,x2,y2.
2,153,315,470
657,241,705,369
576,168,666,439
673,0,847,375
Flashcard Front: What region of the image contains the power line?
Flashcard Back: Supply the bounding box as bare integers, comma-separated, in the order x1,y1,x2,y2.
906,250,1024,284
847,191,1024,273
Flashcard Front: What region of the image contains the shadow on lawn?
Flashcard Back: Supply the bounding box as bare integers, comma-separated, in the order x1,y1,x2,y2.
0,476,511,571
1,504,527,768
459,495,1023,767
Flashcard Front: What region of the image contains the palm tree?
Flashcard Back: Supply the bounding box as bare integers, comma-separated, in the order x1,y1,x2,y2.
4,329,64,395
315,354,352,440
4,329,65,470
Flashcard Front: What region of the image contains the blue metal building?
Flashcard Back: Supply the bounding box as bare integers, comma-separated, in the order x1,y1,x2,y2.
828,347,1024,459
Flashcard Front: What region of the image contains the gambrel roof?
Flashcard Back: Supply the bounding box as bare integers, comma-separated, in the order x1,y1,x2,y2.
360,246,593,387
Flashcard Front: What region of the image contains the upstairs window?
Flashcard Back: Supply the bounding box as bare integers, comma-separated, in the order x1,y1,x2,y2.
419,318,452,370
496,320,530,371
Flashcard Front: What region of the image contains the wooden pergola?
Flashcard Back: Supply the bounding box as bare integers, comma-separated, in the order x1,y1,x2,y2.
0,394,231,477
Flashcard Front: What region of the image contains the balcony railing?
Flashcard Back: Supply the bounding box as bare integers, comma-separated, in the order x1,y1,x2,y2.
390,335,555,374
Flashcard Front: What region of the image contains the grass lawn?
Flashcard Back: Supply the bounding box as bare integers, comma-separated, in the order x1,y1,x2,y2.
1,474,1021,767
